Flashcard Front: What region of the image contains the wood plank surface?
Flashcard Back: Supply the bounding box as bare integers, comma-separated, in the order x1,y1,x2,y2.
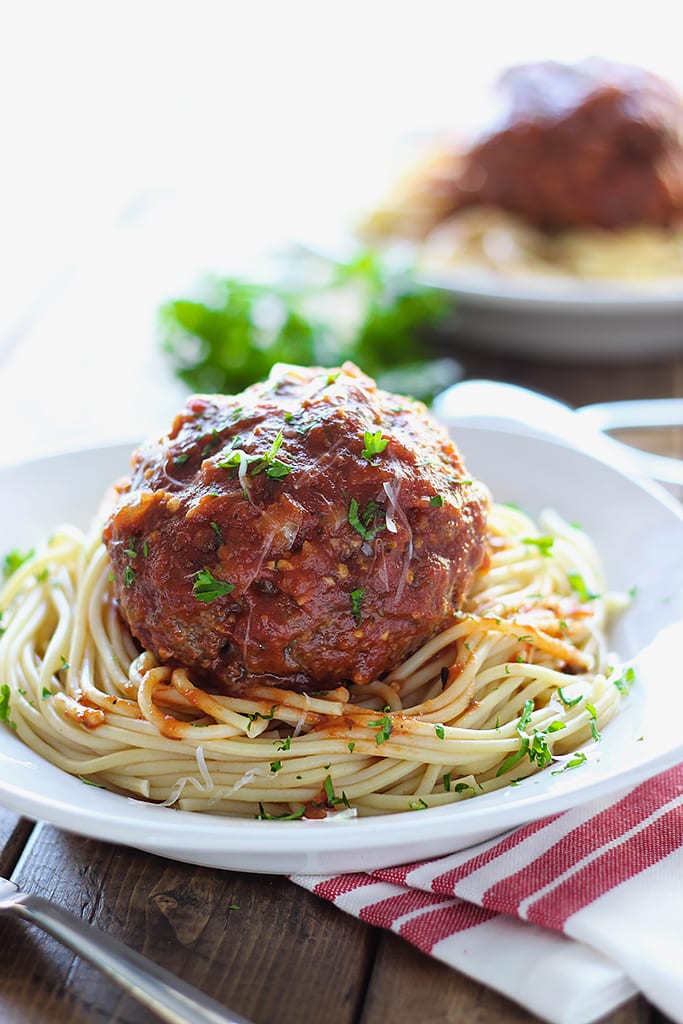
0,824,375,1024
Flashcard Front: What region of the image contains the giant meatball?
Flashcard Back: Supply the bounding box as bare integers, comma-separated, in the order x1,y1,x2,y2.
423,59,683,233
103,362,488,692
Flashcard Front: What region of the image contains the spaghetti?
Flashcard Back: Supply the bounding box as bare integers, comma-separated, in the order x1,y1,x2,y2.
0,502,629,818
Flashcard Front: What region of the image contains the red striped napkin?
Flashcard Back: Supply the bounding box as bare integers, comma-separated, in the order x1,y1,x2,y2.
292,762,683,1024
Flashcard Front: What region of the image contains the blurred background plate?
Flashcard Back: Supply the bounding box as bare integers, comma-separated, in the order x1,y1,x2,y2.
420,267,683,360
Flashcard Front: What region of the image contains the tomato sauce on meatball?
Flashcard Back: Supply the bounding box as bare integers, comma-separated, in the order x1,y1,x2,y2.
103,363,488,692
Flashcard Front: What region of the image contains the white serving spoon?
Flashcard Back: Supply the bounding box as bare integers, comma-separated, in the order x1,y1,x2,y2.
433,379,683,485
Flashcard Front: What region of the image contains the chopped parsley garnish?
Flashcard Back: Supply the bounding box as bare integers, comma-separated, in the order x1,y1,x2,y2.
41,687,52,699
557,686,583,708
361,429,389,461
123,565,136,588
270,760,283,773
201,429,221,457
551,752,587,774
496,700,534,777
275,736,291,751
257,803,306,821
3,548,34,580
218,430,291,481
142,540,149,558
443,773,451,791
496,738,530,777
585,702,602,742
192,568,234,603
522,536,554,556
429,494,444,507
246,705,279,731
348,741,356,753
350,588,365,625
613,665,636,695
173,453,190,466
408,798,429,811
454,782,473,794
347,498,386,542
568,572,599,602
60,656,70,670
518,699,534,732
123,538,137,559
434,724,445,740
323,774,350,808
367,713,393,745
0,684,10,723
210,521,223,545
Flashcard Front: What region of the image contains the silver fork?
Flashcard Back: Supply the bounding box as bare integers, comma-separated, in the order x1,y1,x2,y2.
0,875,254,1024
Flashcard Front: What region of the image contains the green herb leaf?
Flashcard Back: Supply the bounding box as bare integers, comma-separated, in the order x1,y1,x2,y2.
551,751,588,774
159,251,455,405
585,702,602,742
361,429,389,461
3,548,34,580
367,713,393,745
323,774,350,808
613,665,636,694
192,568,235,603
429,494,444,507
557,686,583,708
434,724,445,740
522,536,554,556
0,684,10,723
568,571,599,602
123,565,136,588
496,735,530,777
257,803,306,821
246,705,279,731
350,588,365,625
347,498,386,542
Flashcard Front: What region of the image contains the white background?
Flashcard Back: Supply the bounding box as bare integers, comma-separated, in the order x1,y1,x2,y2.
0,1,681,463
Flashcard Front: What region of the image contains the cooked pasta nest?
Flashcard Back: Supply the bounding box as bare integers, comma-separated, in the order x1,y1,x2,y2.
0,503,630,819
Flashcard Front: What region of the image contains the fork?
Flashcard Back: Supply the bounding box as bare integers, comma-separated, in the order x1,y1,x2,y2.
0,875,253,1024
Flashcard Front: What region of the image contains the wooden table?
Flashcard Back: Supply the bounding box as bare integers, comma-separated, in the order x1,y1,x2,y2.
0,341,681,1024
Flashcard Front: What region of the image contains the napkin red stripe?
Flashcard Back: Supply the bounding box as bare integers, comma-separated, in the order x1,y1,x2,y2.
425,812,562,894
313,872,377,901
398,900,496,952
526,798,683,930
359,889,451,928
480,765,683,915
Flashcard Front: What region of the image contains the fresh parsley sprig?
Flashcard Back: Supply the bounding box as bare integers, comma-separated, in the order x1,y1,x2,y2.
192,568,235,603
160,249,459,404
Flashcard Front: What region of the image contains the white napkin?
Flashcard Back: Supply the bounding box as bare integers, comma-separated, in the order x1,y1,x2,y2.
292,762,683,1024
